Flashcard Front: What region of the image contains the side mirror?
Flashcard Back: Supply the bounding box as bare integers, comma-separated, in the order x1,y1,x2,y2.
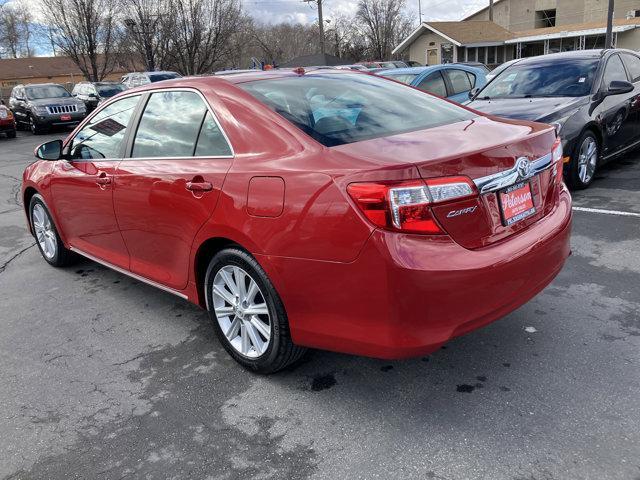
607,80,634,96
468,87,480,100
35,140,63,161
88,93,98,98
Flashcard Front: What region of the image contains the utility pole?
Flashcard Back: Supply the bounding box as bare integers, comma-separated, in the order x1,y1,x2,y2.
304,0,325,55
605,0,615,49
489,0,494,22
418,0,422,25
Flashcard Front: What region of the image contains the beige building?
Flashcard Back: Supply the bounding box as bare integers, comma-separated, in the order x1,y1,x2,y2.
0,56,133,100
394,0,640,66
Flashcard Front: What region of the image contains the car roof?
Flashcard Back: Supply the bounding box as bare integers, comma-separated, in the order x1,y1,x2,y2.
380,64,485,76
120,69,372,94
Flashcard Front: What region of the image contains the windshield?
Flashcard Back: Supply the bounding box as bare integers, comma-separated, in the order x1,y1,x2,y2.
479,59,599,98
149,73,180,82
96,83,127,97
240,73,476,147
378,72,419,84
25,85,70,100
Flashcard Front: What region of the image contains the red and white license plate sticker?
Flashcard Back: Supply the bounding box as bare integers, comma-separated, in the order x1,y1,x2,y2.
499,182,535,226
60,114,71,121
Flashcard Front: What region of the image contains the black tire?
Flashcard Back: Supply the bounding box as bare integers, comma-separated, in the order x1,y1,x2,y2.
566,130,599,190
28,115,46,135
205,248,306,374
6,129,16,138
29,194,77,267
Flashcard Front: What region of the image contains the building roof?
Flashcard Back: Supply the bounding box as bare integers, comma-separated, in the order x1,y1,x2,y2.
461,0,506,21
508,17,640,43
0,56,131,82
393,21,514,54
279,53,353,68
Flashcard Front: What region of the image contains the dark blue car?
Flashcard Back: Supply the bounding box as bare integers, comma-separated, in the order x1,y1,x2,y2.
377,64,488,104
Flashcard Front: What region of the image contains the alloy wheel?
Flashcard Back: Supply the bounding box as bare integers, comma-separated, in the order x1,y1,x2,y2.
577,136,597,184
212,265,271,358
32,203,57,259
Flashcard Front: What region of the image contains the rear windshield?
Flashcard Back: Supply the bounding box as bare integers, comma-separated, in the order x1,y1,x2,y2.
25,85,70,100
96,83,127,97
479,59,599,98
149,73,180,82
239,74,476,147
378,72,419,84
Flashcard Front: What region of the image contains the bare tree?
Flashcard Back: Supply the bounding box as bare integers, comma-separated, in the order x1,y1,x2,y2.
356,0,410,60
121,0,171,71
251,22,318,66
40,0,121,81
166,0,244,75
0,3,35,58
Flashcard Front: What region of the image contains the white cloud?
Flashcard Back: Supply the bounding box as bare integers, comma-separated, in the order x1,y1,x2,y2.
244,0,491,25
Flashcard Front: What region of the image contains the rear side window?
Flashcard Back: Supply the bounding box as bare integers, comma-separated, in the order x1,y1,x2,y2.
132,90,231,158
416,72,447,97
71,95,141,160
446,69,473,94
621,53,640,83
195,112,232,156
240,73,475,147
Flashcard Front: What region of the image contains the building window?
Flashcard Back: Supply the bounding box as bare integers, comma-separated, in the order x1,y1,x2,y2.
441,43,454,63
535,9,556,28
487,46,496,64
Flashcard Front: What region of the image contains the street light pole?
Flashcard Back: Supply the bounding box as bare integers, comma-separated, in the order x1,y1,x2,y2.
604,0,615,49
304,0,325,55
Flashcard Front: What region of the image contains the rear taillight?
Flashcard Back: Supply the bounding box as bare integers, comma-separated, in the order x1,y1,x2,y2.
551,137,563,183
347,177,476,234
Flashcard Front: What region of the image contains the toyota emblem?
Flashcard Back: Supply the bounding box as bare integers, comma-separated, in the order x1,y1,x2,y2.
516,157,532,180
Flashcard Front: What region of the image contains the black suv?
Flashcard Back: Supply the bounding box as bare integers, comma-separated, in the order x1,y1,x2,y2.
9,83,87,134
72,82,127,112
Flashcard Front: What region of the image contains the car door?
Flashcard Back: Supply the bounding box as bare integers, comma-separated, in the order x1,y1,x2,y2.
442,68,474,103
598,53,637,155
620,52,640,143
49,94,142,269
414,71,448,98
113,89,233,290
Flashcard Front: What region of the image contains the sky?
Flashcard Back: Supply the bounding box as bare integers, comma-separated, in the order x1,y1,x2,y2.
243,0,490,25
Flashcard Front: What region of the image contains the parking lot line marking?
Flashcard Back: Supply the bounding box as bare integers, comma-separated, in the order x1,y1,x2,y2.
572,206,640,218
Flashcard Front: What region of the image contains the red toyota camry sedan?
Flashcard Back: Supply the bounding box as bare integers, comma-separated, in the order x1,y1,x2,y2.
22,70,571,373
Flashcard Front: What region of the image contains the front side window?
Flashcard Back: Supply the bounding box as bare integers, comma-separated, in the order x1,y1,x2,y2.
621,53,640,83
479,58,599,98
446,69,472,94
132,91,207,157
25,85,70,100
416,72,447,97
603,54,629,87
70,95,140,160
240,73,475,147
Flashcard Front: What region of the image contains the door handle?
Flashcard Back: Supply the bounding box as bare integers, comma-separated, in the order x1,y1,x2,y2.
186,179,213,192
96,172,111,186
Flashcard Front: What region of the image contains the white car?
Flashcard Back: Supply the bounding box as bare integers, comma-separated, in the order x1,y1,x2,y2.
120,71,182,88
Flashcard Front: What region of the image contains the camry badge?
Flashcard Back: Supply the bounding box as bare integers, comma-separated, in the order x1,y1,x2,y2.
516,157,532,180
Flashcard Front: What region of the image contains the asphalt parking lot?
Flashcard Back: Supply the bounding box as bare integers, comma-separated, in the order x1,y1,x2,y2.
1,130,639,480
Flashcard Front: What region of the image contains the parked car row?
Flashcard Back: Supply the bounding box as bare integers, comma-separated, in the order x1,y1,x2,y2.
3,71,183,137
24,67,571,373
468,49,640,189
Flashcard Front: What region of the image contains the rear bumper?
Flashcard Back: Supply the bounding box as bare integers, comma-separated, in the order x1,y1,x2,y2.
258,185,572,359
0,119,15,131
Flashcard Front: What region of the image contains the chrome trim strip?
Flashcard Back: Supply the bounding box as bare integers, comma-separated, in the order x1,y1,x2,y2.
69,247,189,300
473,153,553,194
